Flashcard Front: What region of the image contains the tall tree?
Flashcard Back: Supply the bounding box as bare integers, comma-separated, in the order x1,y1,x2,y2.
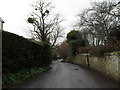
27,0,63,46
67,30,86,56
74,1,119,46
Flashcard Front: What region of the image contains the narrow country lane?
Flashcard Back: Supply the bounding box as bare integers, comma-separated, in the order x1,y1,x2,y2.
14,60,118,88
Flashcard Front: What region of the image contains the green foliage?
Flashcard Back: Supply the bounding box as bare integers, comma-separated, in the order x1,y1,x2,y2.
69,40,85,56
2,67,45,88
45,10,49,14
41,43,52,67
65,56,74,63
27,17,34,24
2,31,52,73
67,30,82,41
66,30,86,56
108,29,120,45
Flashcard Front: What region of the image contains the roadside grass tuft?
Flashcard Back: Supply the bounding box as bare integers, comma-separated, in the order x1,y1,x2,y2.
2,67,45,88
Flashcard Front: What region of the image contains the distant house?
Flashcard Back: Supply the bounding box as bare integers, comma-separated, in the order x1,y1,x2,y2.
0,17,5,30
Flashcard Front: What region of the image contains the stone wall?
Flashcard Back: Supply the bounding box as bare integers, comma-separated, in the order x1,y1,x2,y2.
74,51,120,82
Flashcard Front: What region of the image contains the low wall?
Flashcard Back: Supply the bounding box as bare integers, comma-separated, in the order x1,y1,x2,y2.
74,52,120,82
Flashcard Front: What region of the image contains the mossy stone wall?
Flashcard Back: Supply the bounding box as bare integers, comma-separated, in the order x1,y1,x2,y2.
74,51,120,82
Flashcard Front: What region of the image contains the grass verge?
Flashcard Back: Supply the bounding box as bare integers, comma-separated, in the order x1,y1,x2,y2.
2,67,49,88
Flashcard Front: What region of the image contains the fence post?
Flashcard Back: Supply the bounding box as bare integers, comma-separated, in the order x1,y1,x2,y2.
87,55,89,67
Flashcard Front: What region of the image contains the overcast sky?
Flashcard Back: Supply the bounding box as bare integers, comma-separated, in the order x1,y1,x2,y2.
0,0,117,39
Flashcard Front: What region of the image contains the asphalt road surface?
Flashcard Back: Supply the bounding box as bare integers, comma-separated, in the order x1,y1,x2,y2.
15,60,118,88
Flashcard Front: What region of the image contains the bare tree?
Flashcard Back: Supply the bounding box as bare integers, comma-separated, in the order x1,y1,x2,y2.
27,0,63,46
74,1,119,46
57,41,70,59
50,26,63,46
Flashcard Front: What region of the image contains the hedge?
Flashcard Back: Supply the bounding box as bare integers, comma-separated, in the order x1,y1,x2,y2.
2,31,52,74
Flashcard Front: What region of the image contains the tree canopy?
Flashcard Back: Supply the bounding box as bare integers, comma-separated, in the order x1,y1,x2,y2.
66,30,86,56
67,30,82,41
27,0,63,46
74,1,120,46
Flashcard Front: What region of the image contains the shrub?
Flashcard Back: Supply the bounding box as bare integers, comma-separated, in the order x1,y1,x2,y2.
78,47,91,53
68,40,85,56
66,30,86,56
108,29,120,48
89,46,114,56
77,46,115,56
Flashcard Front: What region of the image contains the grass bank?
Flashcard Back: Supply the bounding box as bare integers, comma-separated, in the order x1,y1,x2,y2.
2,66,50,88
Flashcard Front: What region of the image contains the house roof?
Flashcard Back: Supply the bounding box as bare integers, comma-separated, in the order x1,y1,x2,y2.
0,17,5,23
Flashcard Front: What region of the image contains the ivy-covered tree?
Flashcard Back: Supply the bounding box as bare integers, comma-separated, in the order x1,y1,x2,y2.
67,30,82,41
67,30,86,56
